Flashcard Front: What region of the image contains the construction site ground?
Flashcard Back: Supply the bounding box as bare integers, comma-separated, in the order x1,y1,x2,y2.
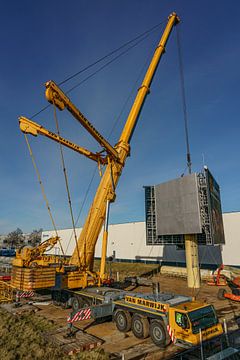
1,266,240,359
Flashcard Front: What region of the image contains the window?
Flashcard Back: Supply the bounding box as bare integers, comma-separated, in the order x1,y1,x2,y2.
175,312,189,329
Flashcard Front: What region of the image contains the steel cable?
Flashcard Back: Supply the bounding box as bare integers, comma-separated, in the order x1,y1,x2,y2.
65,28,160,251
31,21,166,119
52,103,81,268
176,25,192,175
24,134,65,255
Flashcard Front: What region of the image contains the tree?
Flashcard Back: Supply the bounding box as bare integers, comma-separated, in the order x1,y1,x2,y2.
27,229,43,247
4,228,24,248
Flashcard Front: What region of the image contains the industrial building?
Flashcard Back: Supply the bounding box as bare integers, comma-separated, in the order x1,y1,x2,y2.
42,211,240,268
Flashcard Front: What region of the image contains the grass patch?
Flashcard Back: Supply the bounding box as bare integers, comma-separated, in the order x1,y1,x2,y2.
0,308,108,360
94,260,160,280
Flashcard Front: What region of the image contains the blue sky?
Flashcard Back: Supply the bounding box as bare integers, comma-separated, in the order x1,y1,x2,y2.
0,1,239,234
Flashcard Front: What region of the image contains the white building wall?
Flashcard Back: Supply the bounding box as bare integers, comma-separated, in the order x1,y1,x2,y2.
42,212,240,267
221,212,240,266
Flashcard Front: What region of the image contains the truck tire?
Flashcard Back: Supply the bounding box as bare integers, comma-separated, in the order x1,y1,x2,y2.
114,310,131,332
71,296,91,311
218,288,227,300
131,314,149,339
150,320,169,348
71,296,81,312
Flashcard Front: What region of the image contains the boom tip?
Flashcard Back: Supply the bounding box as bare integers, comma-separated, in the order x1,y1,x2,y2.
168,12,180,24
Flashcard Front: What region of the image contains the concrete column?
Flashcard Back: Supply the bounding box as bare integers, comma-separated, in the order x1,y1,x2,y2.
185,234,201,289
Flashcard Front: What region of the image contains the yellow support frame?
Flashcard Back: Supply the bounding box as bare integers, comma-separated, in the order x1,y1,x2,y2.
19,116,106,164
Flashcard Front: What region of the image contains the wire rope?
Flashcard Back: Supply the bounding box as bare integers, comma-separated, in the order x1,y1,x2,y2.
65,26,162,252
24,134,64,255
30,21,166,119
65,166,98,255
58,20,165,86
176,26,200,296
52,103,81,267
26,21,165,260
176,25,192,175
65,30,162,95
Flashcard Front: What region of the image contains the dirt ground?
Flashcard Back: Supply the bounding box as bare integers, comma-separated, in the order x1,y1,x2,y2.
1,269,240,359
26,274,240,359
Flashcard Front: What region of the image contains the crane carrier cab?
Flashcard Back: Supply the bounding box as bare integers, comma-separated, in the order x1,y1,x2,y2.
66,287,223,348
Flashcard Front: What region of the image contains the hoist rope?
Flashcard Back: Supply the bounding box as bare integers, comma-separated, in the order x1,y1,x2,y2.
31,21,165,120
23,134,65,256
176,26,200,297
52,103,81,268
65,31,158,251
176,25,192,175
65,166,98,255
26,21,165,260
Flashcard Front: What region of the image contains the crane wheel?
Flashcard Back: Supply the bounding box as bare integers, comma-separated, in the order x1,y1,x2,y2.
71,296,91,311
131,314,149,339
71,296,81,312
218,288,227,300
149,320,170,348
114,309,131,332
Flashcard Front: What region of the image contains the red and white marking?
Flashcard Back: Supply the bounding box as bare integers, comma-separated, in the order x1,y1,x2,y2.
167,324,176,343
67,308,92,323
19,291,35,298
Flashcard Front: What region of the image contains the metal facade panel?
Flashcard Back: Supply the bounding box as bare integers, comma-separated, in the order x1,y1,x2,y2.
205,169,225,245
154,174,202,235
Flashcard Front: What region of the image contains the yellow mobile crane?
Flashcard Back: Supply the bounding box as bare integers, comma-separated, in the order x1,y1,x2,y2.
12,12,180,290
11,13,224,348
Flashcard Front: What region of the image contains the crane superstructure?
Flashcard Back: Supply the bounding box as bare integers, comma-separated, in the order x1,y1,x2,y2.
12,12,180,290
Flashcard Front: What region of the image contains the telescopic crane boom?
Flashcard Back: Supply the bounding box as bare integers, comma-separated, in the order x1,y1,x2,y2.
68,12,180,273
13,12,179,290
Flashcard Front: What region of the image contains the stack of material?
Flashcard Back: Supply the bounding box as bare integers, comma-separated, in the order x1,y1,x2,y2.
44,327,103,355
11,267,56,290
0,280,15,302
